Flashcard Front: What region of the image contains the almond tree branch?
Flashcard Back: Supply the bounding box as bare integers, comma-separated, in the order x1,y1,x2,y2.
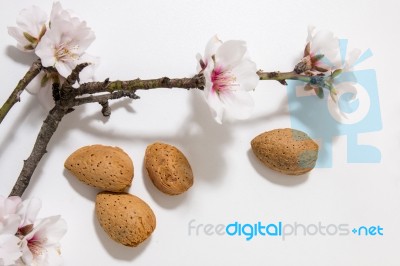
0,59,42,124
8,68,206,197
8,64,317,197
77,74,206,96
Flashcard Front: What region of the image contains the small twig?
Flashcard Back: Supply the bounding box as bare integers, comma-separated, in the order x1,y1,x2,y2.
0,59,42,124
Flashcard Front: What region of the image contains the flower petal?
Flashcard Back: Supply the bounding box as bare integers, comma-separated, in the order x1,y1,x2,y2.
27,216,67,246
35,36,56,67
17,198,41,227
8,6,47,52
0,196,22,217
215,40,247,69
0,214,21,234
0,233,22,266
205,90,224,124
77,53,100,83
231,59,259,91
37,81,56,111
204,34,223,59
219,90,254,121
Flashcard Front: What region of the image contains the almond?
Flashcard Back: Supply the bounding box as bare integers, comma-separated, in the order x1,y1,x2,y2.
145,142,193,195
95,192,156,247
64,145,133,192
251,128,319,175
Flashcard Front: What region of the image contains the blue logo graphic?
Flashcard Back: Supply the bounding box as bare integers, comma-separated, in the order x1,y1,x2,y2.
287,40,382,167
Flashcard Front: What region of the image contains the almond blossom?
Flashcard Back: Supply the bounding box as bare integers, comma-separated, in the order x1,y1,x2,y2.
198,36,259,123
0,196,67,266
19,216,67,266
7,6,47,52
8,2,98,111
35,4,96,78
295,26,340,74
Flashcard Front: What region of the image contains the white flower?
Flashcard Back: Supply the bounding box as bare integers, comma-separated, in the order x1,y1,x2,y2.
0,196,67,266
7,6,48,52
35,3,95,78
20,216,67,266
199,36,259,123
296,26,340,74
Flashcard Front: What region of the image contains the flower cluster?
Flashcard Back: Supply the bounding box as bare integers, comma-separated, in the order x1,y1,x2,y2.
8,2,98,110
295,26,362,102
0,196,66,266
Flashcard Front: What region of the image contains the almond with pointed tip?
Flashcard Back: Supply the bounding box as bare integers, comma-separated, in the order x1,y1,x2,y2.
251,128,319,175
64,145,133,192
96,192,156,247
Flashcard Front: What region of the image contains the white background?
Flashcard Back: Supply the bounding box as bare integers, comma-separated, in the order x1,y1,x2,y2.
1,0,400,265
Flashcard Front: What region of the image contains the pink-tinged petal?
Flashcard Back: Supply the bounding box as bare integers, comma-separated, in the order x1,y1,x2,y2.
8,6,48,52
215,40,247,69
206,91,224,124
20,239,34,266
77,54,100,83
16,6,47,33
0,234,22,266
3,196,22,216
204,34,223,59
203,63,223,123
35,36,56,67
36,216,67,245
310,30,340,68
7,27,27,45
17,198,41,227
37,82,56,111
231,59,259,91
219,90,254,121
306,25,316,42
55,61,74,78
0,214,21,234
0,196,22,218
50,2,63,23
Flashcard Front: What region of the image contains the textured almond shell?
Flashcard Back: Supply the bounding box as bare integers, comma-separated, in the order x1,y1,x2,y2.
145,142,193,195
64,145,133,192
251,128,319,175
95,192,156,247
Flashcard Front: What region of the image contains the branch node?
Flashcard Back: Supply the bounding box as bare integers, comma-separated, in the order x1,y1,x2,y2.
99,101,111,117
161,77,170,87
278,80,288,85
